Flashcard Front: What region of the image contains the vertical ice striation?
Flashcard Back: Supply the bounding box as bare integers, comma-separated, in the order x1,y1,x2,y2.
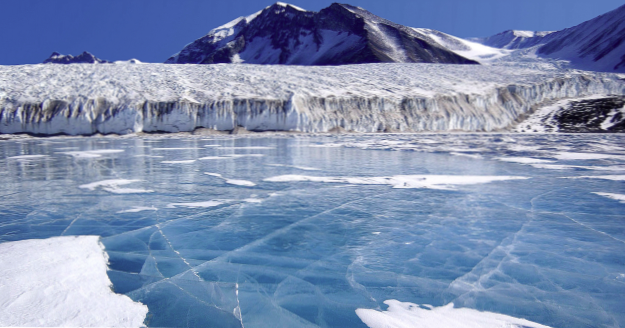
0,63,623,135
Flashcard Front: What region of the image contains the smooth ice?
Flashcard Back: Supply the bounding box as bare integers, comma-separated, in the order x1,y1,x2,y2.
0,134,624,328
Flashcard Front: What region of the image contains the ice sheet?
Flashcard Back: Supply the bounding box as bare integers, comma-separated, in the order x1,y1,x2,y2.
0,236,147,327
1,134,624,328
356,300,550,328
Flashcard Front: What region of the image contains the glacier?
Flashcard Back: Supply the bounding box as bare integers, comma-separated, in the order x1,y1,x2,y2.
0,62,624,136
0,134,624,327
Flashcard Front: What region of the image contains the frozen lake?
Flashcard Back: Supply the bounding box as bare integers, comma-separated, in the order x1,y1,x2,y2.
0,134,624,327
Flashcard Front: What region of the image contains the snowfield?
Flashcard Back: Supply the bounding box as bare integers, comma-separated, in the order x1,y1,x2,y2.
0,62,623,135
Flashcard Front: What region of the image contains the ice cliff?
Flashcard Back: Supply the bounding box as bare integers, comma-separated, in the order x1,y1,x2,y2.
0,62,623,135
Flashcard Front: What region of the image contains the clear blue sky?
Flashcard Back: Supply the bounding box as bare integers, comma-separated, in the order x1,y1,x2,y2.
0,0,622,65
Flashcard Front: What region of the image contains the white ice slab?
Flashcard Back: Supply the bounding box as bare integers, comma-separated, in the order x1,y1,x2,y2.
79,179,154,194
199,154,264,160
166,200,227,208
264,175,528,190
117,206,158,213
0,236,148,327
356,300,550,328
593,192,625,203
7,155,48,160
61,149,125,158
553,152,625,160
266,164,321,171
205,172,256,186
161,160,197,164
495,157,556,164
565,175,625,181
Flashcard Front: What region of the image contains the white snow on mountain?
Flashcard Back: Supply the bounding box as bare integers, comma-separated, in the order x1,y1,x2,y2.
470,30,556,50
471,4,625,72
537,4,625,72
414,28,511,62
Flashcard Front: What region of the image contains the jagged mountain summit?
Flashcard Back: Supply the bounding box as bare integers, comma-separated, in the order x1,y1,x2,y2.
165,2,479,66
44,52,110,64
472,4,625,72
43,51,110,64
469,30,555,50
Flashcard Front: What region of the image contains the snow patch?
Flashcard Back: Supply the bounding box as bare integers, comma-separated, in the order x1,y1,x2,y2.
61,149,125,159
356,300,550,328
0,236,148,327
117,206,158,213
79,179,154,194
264,175,528,190
593,192,625,203
7,155,48,160
166,200,227,208
204,172,256,187
495,157,556,164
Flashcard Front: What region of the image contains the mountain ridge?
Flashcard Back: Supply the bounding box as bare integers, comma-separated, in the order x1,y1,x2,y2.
44,51,110,64
165,2,479,66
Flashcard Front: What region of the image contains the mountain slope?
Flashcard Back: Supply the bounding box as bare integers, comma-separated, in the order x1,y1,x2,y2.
44,52,110,64
469,30,555,50
471,4,625,72
165,2,478,66
537,4,625,72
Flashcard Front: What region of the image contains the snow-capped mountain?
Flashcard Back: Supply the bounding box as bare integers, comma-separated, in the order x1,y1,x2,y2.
44,52,110,64
469,30,555,50
165,2,478,65
472,4,625,72
537,4,625,72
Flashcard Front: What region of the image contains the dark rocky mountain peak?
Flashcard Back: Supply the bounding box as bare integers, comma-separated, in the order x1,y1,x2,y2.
165,2,478,66
43,51,110,64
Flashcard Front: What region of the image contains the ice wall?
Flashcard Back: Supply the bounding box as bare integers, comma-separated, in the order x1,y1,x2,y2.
0,63,623,135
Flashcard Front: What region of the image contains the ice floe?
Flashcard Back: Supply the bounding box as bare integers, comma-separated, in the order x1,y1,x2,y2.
166,200,228,208
198,154,264,160
564,175,625,181
0,236,148,327
266,163,321,171
79,179,154,194
593,192,625,203
356,300,551,328
61,149,125,158
7,154,49,160
495,157,556,164
116,206,158,213
205,172,256,186
553,152,625,161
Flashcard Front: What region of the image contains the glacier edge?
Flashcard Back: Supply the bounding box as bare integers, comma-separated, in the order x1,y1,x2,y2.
0,64,624,135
